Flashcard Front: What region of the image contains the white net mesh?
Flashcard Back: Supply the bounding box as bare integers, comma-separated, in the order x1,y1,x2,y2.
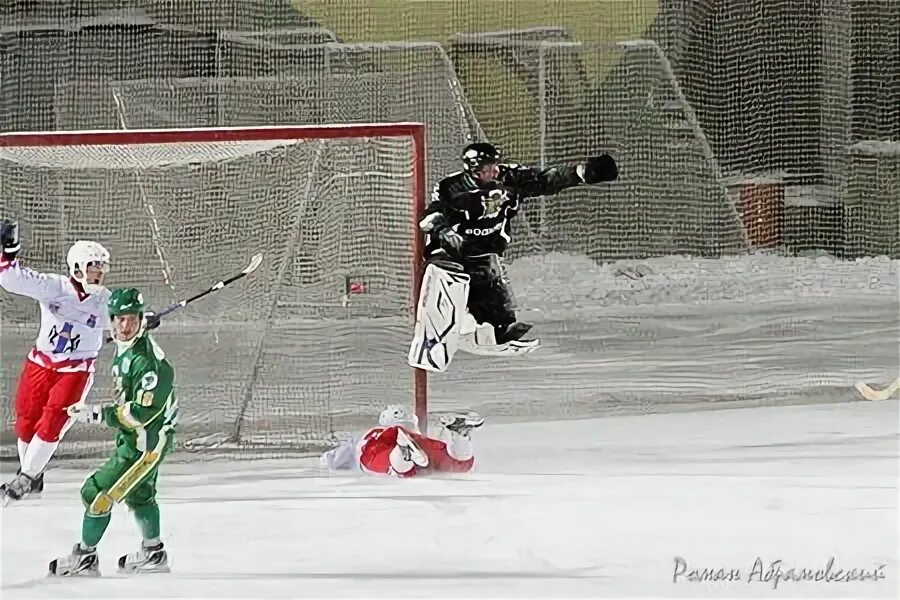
0,127,424,457
0,2,897,462
533,39,746,259
654,0,898,256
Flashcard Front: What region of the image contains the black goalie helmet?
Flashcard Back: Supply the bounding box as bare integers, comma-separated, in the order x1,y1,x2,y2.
462,142,501,172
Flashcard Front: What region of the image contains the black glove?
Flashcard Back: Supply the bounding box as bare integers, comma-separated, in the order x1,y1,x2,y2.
438,227,464,252
581,154,618,184
145,312,161,331
420,211,463,253
0,220,21,260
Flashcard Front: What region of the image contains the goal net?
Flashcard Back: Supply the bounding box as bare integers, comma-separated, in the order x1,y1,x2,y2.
1,5,896,461
0,124,427,458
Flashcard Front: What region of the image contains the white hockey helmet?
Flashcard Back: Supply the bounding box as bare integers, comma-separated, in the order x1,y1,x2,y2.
67,240,110,294
379,404,418,431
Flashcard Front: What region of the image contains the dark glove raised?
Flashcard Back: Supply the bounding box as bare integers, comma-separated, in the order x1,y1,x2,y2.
582,154,618,184
0,219,21,260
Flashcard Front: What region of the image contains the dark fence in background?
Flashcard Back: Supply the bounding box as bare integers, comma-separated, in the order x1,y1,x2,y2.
1,0,897,259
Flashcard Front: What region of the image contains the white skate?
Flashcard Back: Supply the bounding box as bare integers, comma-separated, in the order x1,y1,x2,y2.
118,541,170,574
440,412,485,438
48,543,100,577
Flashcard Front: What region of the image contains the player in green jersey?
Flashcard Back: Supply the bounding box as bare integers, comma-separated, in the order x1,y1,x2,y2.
49,287,179,577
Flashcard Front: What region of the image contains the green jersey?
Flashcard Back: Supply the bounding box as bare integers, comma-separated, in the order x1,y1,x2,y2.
104,334,179,454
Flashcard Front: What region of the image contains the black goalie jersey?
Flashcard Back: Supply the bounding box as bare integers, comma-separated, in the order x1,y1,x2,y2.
423,163,582,259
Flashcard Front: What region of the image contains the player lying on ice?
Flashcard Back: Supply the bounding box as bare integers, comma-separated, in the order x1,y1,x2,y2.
322,405,484,478
408,143,618,372
0,219,112,504
49,287,179,577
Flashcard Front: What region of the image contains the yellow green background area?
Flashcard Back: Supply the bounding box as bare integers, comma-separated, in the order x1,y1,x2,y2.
294,1,659,157
294,1,657,45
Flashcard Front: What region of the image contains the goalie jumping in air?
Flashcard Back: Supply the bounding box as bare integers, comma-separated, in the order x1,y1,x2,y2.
408,143,618,372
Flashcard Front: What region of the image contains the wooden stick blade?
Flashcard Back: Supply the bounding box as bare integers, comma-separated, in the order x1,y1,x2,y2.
243,253,263,275
854,378,900,401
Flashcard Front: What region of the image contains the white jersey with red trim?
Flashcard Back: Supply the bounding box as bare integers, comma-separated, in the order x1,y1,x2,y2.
0,257,111,371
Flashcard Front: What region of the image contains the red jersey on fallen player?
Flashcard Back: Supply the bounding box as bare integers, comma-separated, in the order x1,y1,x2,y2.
321,406,479,478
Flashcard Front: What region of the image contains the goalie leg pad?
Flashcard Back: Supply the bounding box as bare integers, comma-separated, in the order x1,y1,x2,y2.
408,262,471,372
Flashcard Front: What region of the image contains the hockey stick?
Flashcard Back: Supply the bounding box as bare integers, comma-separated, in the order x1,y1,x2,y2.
104,253,264,342
854,378,900,401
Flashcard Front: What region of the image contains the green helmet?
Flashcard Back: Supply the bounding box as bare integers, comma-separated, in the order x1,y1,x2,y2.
108,287,145,317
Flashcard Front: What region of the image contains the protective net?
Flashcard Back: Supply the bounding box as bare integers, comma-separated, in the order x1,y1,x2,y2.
655,0,899,255
0,1,897,461
517,39,746,260
447,13,898,259
447,34,748,259
0,126,425,457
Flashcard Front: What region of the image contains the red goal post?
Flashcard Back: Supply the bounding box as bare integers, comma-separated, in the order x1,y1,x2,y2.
0,123,428,456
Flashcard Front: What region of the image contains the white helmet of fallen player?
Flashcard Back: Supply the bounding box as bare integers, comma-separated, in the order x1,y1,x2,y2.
67,240,110,294
379,404,419,432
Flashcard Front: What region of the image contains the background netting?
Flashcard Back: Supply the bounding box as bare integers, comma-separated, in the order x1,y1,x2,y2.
0,132,420,456
3,1,896,257
0,0,897,459
446,4,899,258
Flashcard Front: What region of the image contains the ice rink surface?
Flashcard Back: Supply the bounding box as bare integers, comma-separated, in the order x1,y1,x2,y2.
1,400,897,599
1,253,898,597
432,253,900,418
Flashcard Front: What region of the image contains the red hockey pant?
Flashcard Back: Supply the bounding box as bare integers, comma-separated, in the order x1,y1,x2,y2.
359,426,474,477
14,360,94,443
414,432,475,473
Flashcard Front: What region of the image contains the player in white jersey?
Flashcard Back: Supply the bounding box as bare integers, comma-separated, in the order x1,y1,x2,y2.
0,220,112,505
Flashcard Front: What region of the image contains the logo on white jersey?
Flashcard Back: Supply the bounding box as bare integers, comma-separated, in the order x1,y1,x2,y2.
48,322,81,354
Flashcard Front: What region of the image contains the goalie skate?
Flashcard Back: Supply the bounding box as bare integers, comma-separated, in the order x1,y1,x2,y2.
458,314,540,356
48,544,100,577
463,337,540,356
498,322,534,344
118,542,170,574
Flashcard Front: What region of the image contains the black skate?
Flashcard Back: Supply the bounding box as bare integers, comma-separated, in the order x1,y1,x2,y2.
9,468,43,497
1,472,36,506
31,471,44,495
496,322,533,344
48,543,100,577
118,541,170,574
440,412,485,438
